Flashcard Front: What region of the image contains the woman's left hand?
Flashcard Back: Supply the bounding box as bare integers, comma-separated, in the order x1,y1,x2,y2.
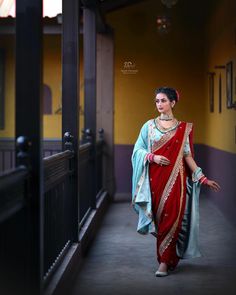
206,179,221,192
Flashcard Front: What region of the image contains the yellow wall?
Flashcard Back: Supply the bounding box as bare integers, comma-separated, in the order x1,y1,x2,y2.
43,35,62,139
0,35,84,140
43,35,85,139
106,0,236,153
204,0,236,154
107,0,207,145
0,36,15,138
1,0,235,154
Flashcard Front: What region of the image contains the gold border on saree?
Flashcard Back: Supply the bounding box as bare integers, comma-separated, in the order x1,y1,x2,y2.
157,123,192,256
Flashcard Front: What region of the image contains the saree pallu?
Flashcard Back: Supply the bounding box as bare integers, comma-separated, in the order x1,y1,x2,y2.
149,122,191,268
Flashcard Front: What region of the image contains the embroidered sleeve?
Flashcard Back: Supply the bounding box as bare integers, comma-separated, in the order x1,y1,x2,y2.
183,135,192,156
192,167,205,182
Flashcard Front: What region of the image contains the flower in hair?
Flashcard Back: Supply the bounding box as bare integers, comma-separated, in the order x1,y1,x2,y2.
175,90,180,102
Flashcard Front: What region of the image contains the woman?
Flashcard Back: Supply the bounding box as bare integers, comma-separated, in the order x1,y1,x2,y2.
131,87,220,277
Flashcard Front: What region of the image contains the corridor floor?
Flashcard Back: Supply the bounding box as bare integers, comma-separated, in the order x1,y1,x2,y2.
69,195,236,295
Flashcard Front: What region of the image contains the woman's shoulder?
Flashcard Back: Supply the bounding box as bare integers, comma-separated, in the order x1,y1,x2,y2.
179,120,193,126
140,118,155,128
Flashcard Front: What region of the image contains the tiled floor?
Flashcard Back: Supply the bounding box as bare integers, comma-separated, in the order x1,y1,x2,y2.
69,196,236,295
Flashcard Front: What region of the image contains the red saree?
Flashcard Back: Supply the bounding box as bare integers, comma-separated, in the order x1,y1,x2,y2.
149,121,193,269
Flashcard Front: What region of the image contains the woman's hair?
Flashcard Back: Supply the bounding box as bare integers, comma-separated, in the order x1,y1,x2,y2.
155,87,180,102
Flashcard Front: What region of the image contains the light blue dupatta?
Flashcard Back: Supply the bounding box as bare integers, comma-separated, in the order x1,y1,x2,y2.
131,120,156,235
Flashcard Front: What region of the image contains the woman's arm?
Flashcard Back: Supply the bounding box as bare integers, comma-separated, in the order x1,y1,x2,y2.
184,154,198,173
184,155,221,192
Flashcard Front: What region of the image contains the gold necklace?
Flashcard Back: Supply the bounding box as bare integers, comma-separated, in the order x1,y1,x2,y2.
159,113,174,121
155,117,179,133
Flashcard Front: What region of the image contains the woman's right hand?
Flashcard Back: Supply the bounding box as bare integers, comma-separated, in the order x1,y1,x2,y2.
153,155,170,166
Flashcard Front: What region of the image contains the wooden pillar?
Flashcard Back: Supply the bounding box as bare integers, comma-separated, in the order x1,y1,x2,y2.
83,6,97,208
62,0,80,241
96,31,115,197
15,0,43,294
84,8,96,136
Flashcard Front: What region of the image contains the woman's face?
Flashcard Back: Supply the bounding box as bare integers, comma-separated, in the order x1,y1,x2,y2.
155,93,174,114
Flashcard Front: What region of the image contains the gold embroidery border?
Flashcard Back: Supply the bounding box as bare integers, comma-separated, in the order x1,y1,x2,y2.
157,123,192,256
156,135,185,221
159,162,184,256
151,128,177,153
156,123,192,222
132,168,146,205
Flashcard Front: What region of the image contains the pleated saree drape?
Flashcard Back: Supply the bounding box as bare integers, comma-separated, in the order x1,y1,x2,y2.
149,122,191,268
